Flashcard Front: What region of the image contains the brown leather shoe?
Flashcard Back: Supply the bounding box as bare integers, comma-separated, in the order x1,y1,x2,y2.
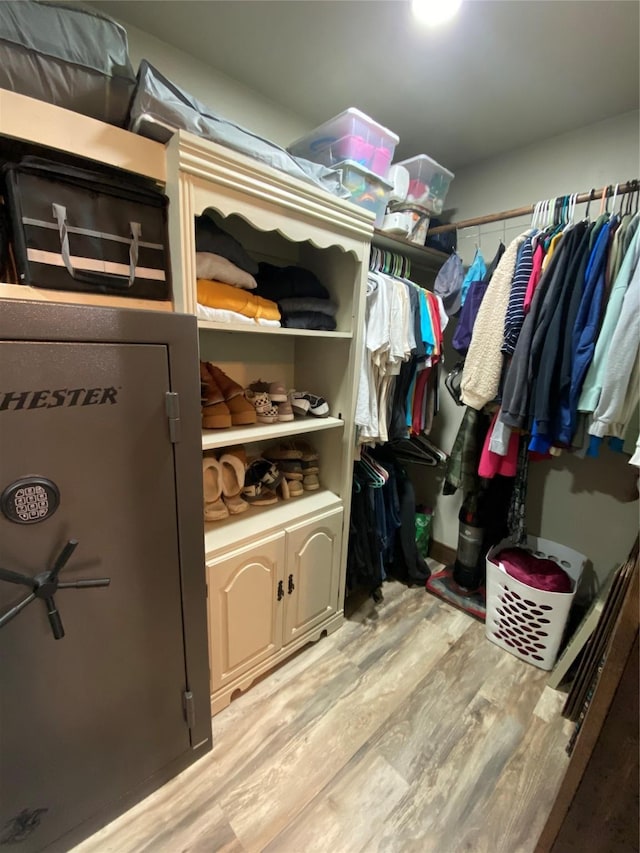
200,362,232,429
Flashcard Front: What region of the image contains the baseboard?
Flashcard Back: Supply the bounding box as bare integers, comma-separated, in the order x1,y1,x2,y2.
429,539,456,567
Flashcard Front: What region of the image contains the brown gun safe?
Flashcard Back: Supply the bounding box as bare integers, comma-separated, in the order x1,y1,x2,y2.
0,300,211,852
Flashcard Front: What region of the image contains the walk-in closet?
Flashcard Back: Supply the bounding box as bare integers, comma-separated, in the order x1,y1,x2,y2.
0,2,638,852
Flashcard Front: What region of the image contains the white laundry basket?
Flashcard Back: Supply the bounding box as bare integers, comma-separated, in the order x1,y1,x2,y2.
485,536,586,670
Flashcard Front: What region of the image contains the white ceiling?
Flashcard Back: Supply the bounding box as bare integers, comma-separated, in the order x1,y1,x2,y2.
94,0,639,170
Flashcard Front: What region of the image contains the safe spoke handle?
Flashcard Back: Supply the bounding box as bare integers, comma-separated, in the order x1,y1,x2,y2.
0,539,111,639
44,596,64,640
0,593,36,629
50,539,79,581
0,567,35,588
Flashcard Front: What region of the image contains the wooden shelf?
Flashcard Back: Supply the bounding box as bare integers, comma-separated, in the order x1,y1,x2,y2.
372,229,449,271
204,489,342,557
0,89,166,183
0,282,173,312
197,320,352,339
201,416,344,451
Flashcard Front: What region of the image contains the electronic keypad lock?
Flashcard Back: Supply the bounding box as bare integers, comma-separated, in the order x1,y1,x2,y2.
1,476,60,524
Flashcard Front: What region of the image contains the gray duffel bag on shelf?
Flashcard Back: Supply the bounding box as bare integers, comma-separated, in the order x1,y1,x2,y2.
128,60,349,200
0,0,136,127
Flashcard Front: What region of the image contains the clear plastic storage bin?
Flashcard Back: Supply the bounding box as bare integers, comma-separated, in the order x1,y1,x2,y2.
337,160,392,227
288,107,399,179
485,536,586,671
394,154,455,215
381,204,430,245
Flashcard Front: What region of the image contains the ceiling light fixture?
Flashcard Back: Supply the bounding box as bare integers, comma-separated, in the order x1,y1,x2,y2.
411,0,462,27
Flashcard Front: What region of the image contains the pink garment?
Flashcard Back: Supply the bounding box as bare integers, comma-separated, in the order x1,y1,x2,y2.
523,244,544,314
412,367,431,435
479,411,519,478
493,547,573,593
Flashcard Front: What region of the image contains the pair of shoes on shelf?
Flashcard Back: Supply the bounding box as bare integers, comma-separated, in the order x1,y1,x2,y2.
202,447,249,521
290,390,330,418
265,441,320,491
201,362,256,429
245,389,279,424
242,456,291,504
262,457,305,497
247,379,294,422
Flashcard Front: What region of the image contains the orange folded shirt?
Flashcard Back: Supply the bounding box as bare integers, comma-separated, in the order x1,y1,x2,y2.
197,279,281,321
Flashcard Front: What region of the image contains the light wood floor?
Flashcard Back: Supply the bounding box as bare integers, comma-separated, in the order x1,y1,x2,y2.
74,576,572,853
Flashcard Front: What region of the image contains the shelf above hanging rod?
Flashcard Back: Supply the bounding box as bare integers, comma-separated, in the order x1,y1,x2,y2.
428,179,639,235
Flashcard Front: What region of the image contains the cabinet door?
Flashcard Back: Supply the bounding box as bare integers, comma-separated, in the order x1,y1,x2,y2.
284,508,343,645
207,533,285,691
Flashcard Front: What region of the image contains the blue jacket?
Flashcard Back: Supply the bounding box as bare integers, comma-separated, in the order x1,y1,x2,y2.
566,219,613,443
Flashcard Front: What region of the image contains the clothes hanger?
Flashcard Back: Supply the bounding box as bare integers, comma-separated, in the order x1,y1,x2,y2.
358,453,386,488
368,452,390,483
561,194,576,232
360,449,383,477
610,183,619,218
530,201,538,230
599,184,608,216
623,180,634,216
616,183,625,216
585,188,595,221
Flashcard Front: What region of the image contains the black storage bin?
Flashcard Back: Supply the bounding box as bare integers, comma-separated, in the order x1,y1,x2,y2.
3,157,171,300
0,0,136,127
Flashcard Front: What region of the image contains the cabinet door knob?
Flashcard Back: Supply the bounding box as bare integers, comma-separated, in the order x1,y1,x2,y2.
277,580,284,601
288,574,295,594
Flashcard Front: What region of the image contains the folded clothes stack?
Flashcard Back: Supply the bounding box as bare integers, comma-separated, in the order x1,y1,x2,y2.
197,279,281,324
194,214,281,326
255,262,338,331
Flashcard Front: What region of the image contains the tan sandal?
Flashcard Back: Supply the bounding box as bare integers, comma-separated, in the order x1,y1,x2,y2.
277,477,290,500
303,473,320,491
264,442,303,460
219,453,249,515
266,440,318,461
285,476,304,497
202,458,229,521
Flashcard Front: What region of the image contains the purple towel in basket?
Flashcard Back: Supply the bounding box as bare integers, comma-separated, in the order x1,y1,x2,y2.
492,547,572,593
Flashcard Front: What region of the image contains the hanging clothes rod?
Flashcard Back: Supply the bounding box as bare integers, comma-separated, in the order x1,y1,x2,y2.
428,180,639,235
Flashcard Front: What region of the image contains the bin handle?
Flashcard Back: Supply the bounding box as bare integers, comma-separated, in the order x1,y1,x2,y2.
52,204,140,290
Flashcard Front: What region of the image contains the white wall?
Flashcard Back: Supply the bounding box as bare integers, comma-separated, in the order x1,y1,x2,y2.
446,110,640,223
418,110,640,588
122,20,311,146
